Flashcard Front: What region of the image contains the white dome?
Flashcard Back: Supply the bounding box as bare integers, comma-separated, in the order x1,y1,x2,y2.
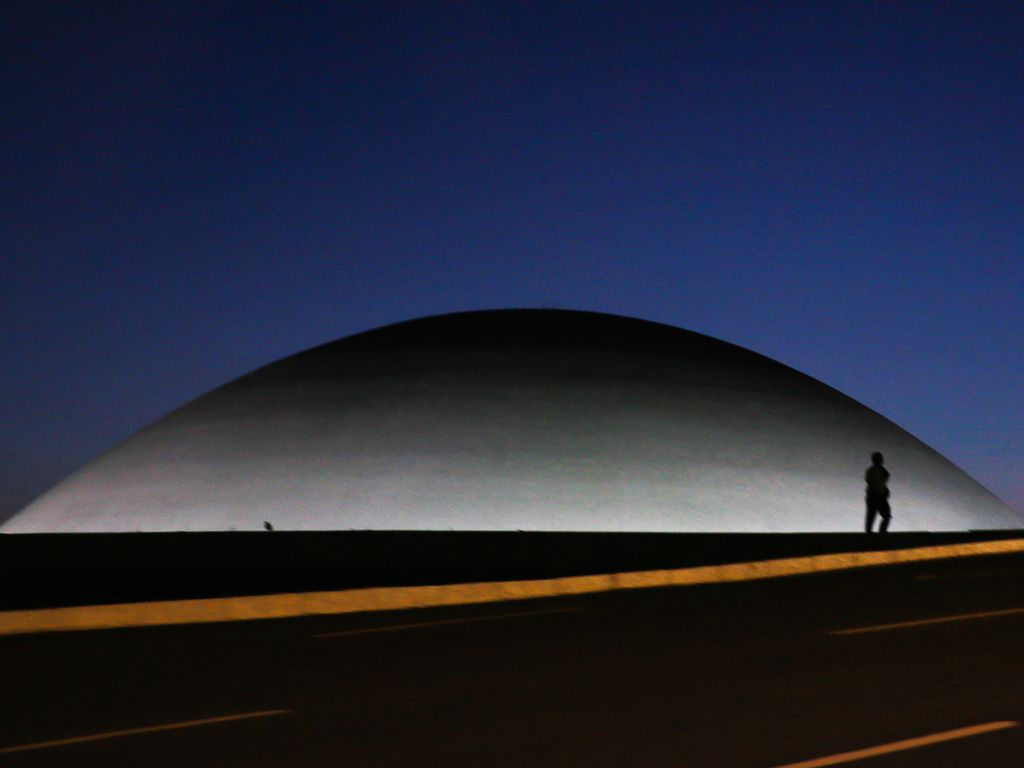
4,310,1019,533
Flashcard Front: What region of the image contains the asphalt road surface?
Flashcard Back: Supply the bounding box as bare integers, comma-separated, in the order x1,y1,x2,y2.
3,552,1024,767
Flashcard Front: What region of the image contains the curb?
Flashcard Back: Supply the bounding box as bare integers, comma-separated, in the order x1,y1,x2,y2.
3,537,1023,637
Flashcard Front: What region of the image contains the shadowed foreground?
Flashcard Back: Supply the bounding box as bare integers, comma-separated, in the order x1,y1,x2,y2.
3,550,1024,766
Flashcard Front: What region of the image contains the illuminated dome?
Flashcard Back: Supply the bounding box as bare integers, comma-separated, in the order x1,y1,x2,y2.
3,310,1019,533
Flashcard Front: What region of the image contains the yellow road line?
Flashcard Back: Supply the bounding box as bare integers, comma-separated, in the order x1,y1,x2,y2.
312,606,580,638
0,709,290,755
2,536,1023,636
830,606,1024,635
771,721,1019,767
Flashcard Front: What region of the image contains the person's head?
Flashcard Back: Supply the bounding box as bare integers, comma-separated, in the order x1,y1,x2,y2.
871,451,884,466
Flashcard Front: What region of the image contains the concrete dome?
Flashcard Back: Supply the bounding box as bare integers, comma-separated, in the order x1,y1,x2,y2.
3,310,1019,533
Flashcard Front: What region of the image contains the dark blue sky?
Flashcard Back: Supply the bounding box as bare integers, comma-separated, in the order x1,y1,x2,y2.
3,2,1022,524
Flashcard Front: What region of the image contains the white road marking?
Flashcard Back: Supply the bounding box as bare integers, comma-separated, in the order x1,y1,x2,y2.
0,709,290,755
770,721,1019,767
312,606,581,638
830,606,1024,635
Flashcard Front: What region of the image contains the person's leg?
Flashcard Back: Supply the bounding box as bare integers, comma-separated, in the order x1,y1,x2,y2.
865,499,876,533
879,500,892,533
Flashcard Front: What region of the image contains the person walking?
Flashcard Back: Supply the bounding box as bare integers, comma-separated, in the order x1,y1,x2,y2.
865,452,892,533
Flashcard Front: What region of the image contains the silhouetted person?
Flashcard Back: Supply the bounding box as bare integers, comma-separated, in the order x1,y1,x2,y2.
864,452,891,533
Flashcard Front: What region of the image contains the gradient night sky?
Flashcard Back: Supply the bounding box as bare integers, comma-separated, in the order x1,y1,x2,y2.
3,2,1022,525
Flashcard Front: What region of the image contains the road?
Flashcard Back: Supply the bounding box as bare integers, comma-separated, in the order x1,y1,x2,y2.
2,552,1024,767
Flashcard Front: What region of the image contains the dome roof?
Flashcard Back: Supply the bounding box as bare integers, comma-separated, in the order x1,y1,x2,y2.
4,310,1019,533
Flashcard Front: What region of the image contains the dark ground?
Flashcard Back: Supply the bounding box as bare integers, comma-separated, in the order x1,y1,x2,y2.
2,550,1024,766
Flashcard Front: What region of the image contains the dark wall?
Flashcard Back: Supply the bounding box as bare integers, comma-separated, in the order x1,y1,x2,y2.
2,530,1022,610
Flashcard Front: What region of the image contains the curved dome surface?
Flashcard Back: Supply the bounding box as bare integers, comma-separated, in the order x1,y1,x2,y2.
4,310,1019,533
